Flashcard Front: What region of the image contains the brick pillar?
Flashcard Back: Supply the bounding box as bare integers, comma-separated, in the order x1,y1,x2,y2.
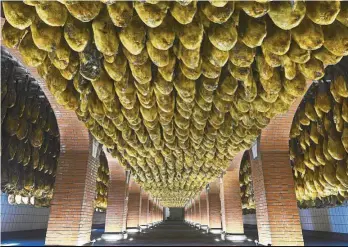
249,83,309,246
194,199,197,224
208,179,222,230
149,199,153,224
220,152,245,235
104,153,129,233
154,200,157,223
140,191,149,226
126,179,141,229
185,206,189,222
200,190,209,227
5,43,99,246
45,134,99,246
195,197,201,225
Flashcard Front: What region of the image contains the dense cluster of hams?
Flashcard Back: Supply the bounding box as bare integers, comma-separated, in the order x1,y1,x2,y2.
1,49,60,207
94,151,110,211
239,152,255,213
2,0,348,207
290,61,348,208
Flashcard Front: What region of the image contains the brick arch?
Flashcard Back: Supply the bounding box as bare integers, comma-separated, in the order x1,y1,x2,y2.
3,48,90,150
248,81,313,246
103,150,129,233
260,80,313,152
3,43,98,245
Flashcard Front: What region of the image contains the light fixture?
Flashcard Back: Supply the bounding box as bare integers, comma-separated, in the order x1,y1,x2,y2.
127,228,140,233
2,244,20,247
225,234,247,242
129,238,134,241
210,229,222,234
101,233,124,241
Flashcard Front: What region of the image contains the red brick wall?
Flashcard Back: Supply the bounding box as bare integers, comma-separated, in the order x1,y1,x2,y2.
127,180,141,228
208,179,222,229
45,135,99,246
248,80,310,246
221,152,244,234
196,197,201,225
140,192,149,226
251,152,304,246
6,38,99,246
104,155,128,233
149,200,153,224
220,170,244,234
200,190,209,226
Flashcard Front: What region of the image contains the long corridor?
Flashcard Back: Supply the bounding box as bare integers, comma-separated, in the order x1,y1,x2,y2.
89,221,257,246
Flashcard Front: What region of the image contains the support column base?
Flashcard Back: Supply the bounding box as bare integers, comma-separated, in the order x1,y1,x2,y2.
140,225,148,229
209,228,222,234
101,232,126,241
200,225,209,233
224,233,247,242
126,227,140,233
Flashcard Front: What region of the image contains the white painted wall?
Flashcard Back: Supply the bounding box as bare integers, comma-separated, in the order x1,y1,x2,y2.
299,203,348,233
1,193,50,232
243,203,348,234
1,193,107,232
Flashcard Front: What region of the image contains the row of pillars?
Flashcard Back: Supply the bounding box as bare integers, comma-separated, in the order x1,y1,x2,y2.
45,148,163,246
105,174,163,234
184,149,304,246
6,47,164,246
7,46,309,247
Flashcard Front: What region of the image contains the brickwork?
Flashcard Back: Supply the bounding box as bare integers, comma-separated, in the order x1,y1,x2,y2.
220,170,244,234
127,179,141,228
193,199,197,223
104,153,128,233
200,190,209,226
248,82,311,246
140,192,149,226
251,152,304,246
220,152,244,234
45,134,99,246
148,200,153,224
5,41,100,246
208,179,222,229
196,196,201,225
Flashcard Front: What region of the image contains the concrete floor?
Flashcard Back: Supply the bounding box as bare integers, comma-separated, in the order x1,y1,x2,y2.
1,221,348,246
89,221,257,246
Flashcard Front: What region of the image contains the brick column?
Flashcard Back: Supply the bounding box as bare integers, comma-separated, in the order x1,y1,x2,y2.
126,179,141,229
249,83,310,246
140,191,149,227
192,199,196,223
46,135,99,246
208,179,222,230
220,152,245,235
5,44,99,246
104,153,129,233
149,199,153,225
195,197,201,226
200,190,209,228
